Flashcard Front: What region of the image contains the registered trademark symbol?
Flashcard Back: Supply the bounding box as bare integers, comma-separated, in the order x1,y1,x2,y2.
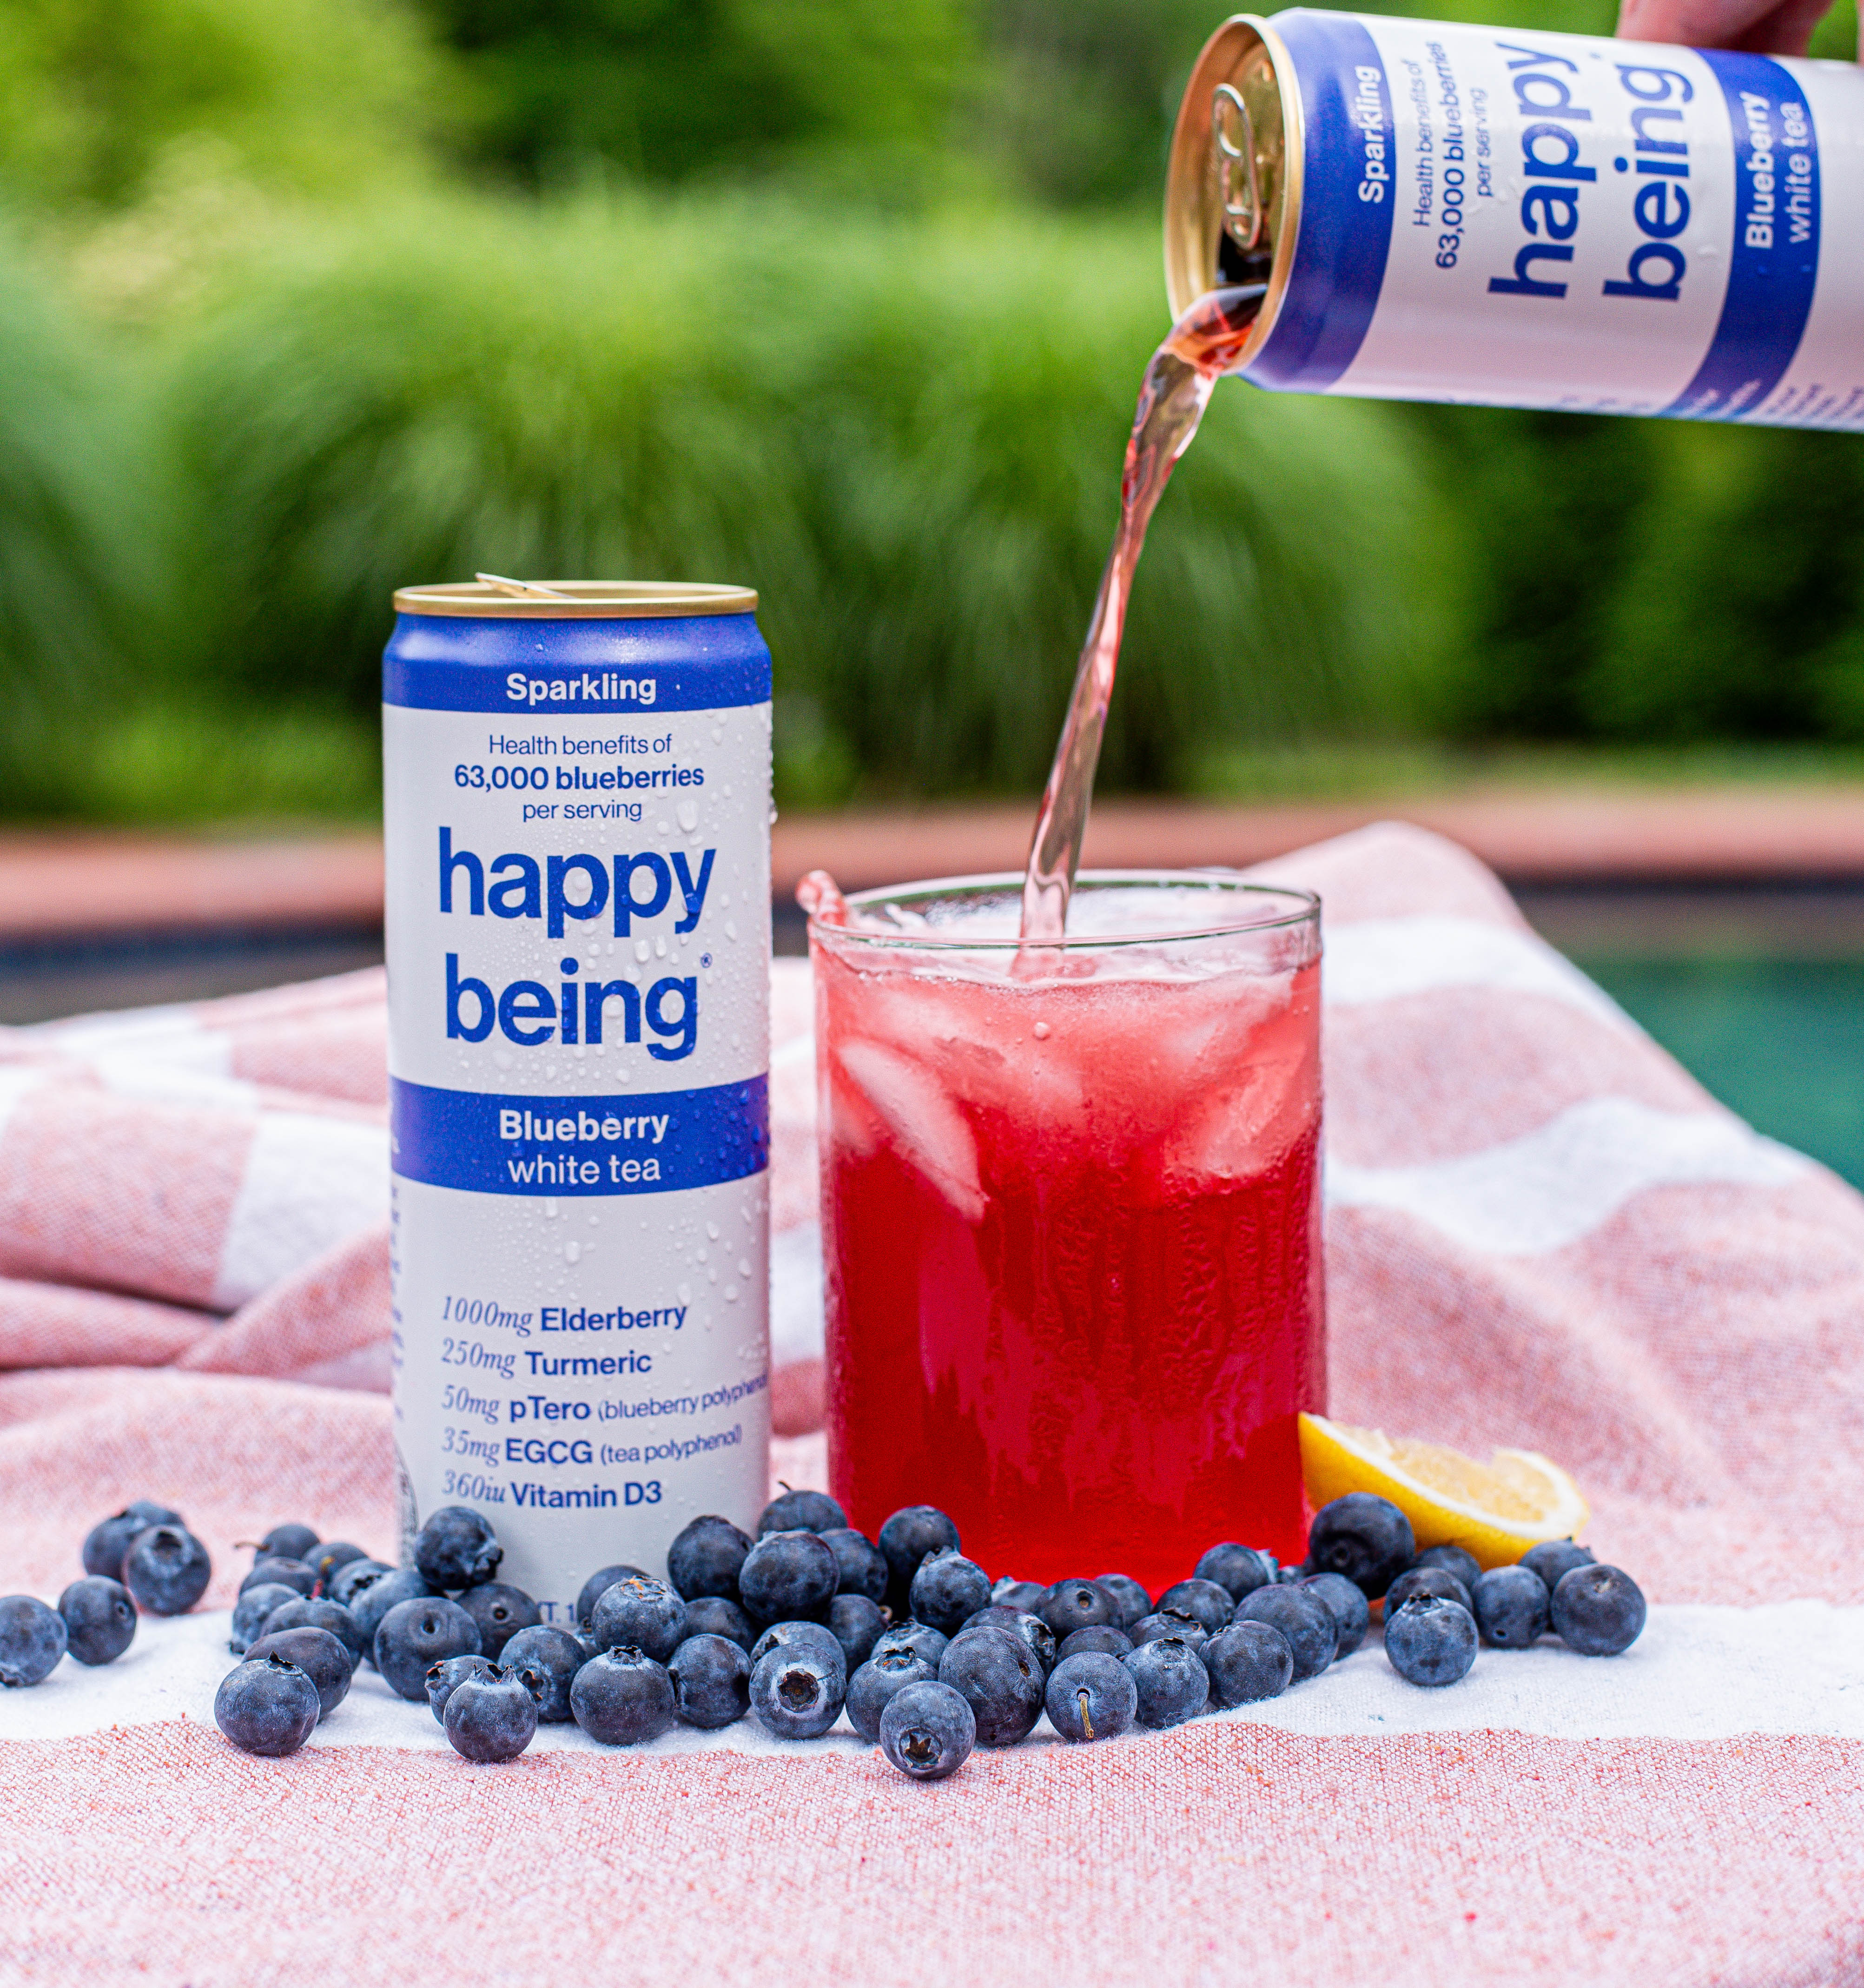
701,953,712,967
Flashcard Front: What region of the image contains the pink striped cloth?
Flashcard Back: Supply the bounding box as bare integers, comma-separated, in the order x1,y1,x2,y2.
3,821,1863,1987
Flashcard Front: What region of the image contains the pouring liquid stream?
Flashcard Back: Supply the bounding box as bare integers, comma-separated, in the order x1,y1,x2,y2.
1018,284,1264,944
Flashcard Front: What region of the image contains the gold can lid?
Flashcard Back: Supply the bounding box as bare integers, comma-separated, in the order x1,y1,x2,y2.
393,579,758,619
1164,14,1303,367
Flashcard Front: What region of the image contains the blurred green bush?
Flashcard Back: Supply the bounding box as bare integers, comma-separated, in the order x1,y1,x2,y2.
0,0,446,207
152,194,1459,805
0,0,1855,824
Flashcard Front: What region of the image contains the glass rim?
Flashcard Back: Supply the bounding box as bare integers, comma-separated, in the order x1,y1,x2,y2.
806,869,1320,951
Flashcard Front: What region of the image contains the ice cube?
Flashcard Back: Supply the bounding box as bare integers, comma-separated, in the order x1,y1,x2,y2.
833,1039,986,1222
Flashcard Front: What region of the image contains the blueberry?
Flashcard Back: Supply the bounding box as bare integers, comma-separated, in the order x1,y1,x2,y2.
0,1596,67,1686
259,1597,366,1670
245,1627,352,1720
1234,1585,1337,1680
959,1606,1057,1677
1298,1572,1371,1657
252,1523,319,1565
327,1559,391,1610
1275,1562,1311,1584
846,1648,938,1742
215,1654,319,1756
347,1567,435,1661
738,1530,838,1625
1192,1544,1274,1604
1156,1579,1235,1637
666,1515,753,1601
937,1626,1043,1747
82,1503,181,1583
989,1577,1048,1614
877,1506,961,1610
1551,1565,1646,1656
909,1550,992,1636
444,1666,540,1762
58,1578,136,1667
498,1625,587,1721
871,1620,950,1671
681,1595,754,1651
1385,1595,1478,1686
1089,1573,1152,1631
1045,1651,1137,1743
1057,1625,1133,1661
571,1647,676,1745
1308,1494,1415,1598
758,1487,847,1536
667,1632,753,1729
1383,1566,1472,1621
1203,1620,1295,1705
1037,1579,1116,1639
821,1528,889,1604
749,1618,848,1688
1473,1565,1551,1648
229,1583,300,1654
749,1642,846,1739
241,1558,317,1601
306,1542,369,1594
827,1593,889,1670
425,1652,500,1724
454,1582,541,1662
1129,1611,1208,1653
588,1575,687,1660
374,1595,482,1700
879,1680,975,1780
1414,1544,1485,1595
122,1526,212,1616
412,1507,502,1591
575,1563,648,1629
1123,1637,1210,1728
1522,1539,1596,1592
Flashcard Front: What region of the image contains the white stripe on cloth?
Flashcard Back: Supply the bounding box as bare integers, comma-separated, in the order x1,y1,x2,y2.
1322,915,1638,1028
1326,1096,1808,1255
1,1603,1857,1751
0,1068,45,1141
211,1114,390,1310
13,1008,237,1070
771,1219,826,1367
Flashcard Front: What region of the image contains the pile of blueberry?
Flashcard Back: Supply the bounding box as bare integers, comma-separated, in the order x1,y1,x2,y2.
0,1500,211,1687
1,1487,1646,1785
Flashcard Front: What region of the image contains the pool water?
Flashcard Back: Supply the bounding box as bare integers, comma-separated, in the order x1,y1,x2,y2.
1571,957,1864,1188
1524,887,1864,1189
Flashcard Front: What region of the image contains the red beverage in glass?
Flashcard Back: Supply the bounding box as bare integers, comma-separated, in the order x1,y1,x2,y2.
808,872,1323,1591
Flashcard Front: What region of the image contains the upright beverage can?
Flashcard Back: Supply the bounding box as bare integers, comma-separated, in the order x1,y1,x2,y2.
1167,10,1864,426
383,581,773,1617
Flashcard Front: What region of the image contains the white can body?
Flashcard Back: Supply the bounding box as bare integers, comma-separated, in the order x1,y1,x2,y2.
1251,10,1864,427
382,595,772,1618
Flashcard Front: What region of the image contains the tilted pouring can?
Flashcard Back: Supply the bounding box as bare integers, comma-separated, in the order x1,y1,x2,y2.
1167,9,1863,425
383,580,773,1618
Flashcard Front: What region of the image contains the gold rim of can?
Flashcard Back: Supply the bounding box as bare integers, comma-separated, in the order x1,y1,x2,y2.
1164,14,1305,370
392,580,759,619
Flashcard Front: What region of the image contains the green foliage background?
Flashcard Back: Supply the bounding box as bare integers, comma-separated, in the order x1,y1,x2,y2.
0,0,1856,819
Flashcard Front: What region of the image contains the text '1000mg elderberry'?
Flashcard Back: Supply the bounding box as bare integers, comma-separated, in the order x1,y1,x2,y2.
383,579,773,1618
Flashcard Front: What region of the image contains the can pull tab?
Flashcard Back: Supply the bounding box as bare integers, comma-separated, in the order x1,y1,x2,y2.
1212,83,1262,255
475,571,572,600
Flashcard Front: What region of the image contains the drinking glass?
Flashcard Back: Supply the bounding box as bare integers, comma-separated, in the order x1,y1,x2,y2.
807,871,1323,1589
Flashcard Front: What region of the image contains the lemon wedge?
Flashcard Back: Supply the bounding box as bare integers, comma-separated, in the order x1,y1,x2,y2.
1298,1411,1590,1569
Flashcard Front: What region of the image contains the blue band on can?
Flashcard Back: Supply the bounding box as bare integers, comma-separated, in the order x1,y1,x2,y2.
1662,53,1819,421
384,612,773,713
391,1074,770,1196
1247,9,1396,392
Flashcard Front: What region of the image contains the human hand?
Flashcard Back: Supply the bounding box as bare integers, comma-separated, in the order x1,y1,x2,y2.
1615,0,1851,57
